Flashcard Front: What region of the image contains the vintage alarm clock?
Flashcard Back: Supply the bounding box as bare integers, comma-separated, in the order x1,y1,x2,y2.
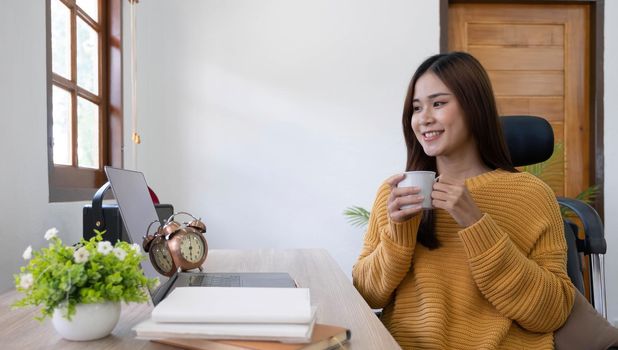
142,212,208,277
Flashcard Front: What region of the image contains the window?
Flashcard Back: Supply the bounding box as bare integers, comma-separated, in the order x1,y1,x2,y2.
47,0,122,202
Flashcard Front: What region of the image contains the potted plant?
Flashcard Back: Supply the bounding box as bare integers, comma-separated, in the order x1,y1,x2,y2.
13,228,158,341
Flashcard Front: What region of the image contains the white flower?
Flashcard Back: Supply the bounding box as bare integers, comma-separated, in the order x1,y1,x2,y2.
22,246,32,260
113,247,127,261
97,241,113,255
130,243,141,254
73,247,90,263
153,278,161,288
19,273,33,289
44,227,58,240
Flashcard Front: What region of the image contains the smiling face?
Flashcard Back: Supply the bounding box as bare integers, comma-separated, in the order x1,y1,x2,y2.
411,72,477,160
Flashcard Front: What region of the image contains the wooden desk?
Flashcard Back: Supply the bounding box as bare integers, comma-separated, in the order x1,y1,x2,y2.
0,249,401,349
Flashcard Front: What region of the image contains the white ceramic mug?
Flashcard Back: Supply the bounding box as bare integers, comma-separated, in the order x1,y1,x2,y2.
396,171,436,209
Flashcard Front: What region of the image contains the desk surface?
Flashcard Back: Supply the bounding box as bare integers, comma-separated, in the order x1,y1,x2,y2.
0,249,401,349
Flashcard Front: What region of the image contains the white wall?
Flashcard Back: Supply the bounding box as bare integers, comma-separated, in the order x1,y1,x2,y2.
1,0,616,325
0,1,85,293
604,0,618,325
122,0,439,278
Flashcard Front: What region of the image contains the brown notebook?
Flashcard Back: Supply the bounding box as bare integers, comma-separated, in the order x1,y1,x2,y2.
152,323,351,350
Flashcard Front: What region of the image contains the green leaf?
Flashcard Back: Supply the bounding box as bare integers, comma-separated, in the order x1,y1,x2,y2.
343,206,370,228
576,184,601,205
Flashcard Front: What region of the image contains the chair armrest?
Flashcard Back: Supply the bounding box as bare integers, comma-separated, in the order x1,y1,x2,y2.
557,197,606,255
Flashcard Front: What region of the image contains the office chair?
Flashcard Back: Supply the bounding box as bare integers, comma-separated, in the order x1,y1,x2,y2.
500,115,608,318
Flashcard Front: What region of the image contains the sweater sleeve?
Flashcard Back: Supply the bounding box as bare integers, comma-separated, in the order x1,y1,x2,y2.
458,184,575,333
352,182,421,309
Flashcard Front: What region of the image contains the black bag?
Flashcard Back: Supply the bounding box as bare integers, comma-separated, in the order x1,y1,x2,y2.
83,182,173,243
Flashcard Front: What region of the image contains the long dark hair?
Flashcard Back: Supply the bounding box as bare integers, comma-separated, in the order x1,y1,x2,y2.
402,52,516,249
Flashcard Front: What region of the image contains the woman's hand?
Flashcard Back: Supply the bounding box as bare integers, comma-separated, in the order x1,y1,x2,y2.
431,174,483,227
386,174,425,223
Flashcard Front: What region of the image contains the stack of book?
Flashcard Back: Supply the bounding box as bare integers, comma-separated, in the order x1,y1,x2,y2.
133,287,350,349
153,324,351,350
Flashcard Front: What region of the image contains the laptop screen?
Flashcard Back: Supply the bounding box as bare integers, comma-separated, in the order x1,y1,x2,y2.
104,166,169,289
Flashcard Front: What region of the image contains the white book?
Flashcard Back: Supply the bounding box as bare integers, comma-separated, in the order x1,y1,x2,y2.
151,287,312,324
133,315,317,343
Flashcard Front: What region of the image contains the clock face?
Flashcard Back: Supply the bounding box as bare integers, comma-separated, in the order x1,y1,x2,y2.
179,233,205,263
152,243,174,274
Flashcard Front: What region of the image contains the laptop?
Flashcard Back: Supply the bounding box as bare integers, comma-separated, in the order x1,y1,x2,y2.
103,166,296,305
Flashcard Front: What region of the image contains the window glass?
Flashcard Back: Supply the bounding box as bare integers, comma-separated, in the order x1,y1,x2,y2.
51,0,71,79
77,97,99,169
76,17,99,94
76,0,98,21
52,86,72,165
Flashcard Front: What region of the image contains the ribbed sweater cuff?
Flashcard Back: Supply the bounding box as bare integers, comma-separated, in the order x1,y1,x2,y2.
458,214,506,257
380,230,415,257
386,214,421,247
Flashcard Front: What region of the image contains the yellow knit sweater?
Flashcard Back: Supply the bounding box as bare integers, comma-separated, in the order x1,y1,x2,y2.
352,169,575,350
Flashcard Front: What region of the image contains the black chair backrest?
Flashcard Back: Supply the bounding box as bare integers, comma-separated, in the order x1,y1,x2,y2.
500,115,554,167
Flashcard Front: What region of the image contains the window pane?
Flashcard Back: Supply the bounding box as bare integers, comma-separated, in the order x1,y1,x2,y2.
76,0,98,22
52,86,72,165
51,0,71,79
77,18,99,94
77,97,99,169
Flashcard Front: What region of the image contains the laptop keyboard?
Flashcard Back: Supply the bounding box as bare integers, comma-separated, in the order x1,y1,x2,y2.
188,275,241,287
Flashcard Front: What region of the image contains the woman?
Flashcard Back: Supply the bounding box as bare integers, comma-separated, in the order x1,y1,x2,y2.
352,52,575,349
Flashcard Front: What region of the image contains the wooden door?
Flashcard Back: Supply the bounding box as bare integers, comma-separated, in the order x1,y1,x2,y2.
449,3,590,198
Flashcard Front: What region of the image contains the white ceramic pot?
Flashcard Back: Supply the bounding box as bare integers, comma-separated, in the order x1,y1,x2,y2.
52,301,121,341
